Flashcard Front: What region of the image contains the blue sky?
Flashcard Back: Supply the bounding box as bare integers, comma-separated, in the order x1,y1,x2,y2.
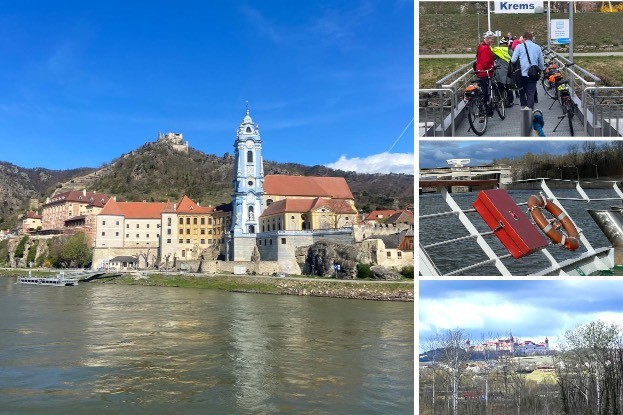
419,140,612,168
0,1,414,174
419,280,623,351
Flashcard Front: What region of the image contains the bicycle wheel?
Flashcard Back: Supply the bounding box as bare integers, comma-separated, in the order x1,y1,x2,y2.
493,85,506,120
566,102,575,136
467,95,487,136
541,77,557,99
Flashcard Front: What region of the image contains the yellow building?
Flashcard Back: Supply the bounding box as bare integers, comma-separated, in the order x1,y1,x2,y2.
174,195,230,260
259,175,358,231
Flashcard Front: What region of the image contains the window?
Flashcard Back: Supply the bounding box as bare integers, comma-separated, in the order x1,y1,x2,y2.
281,238,286,245
168,218,172,226
270,239,273,245
191,217,196,225
186,239,190,244
201,218,205,225
266,199,273,206
146,234,150,238
101,231,105,236
247,150,253,163
182,250,186,258
179,228,183,234
136,234,139,238
179,218,183,225
167,239,171,243
387,252,391,258
201,239,205,244
201,229,205,235
208,229,212,234
115,232,119,236
157,224,160,228
167,229,171,235
136,224,139,228
186,229,190,234
186,218,190,225
126,224,129,228
116,221,119,226
102,221,106,225
147,224,150,228
179,239,183,243
398,252,402,258
208,218,212,225
126,234,129,238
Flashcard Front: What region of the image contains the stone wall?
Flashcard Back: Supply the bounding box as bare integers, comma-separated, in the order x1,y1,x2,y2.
175,259,282,275
353,223,412,242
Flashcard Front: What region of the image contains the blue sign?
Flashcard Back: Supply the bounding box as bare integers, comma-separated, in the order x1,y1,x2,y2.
557,38,570,44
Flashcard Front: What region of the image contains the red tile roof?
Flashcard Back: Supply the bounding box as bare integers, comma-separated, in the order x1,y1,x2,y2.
263,175,353,199
260,197,357,217
46,190,111,207
365,210,399,221
25,211,42,219
176,195,215,214
99,199,167,219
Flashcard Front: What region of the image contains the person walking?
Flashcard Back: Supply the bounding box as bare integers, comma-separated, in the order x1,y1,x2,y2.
491,38,514,107
511,31,545,110
476,31,496,115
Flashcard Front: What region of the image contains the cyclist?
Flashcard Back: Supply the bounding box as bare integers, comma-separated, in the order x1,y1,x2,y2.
491,38,514,107
511,31,545,110
476,31,496,115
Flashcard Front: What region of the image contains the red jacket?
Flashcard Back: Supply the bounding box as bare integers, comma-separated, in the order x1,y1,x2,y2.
475,41,495,78
511,39,521,50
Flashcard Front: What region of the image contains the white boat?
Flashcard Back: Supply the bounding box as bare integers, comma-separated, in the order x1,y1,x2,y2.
17,271,79,286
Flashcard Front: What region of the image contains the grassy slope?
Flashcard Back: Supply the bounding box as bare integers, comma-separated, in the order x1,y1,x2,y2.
419,57,623,88
420,13,623,53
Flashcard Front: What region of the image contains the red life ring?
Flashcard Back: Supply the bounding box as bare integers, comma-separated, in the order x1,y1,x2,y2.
527,195,580,251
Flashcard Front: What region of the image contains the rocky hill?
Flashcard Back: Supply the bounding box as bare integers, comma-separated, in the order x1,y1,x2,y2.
0,162,95,228
0,141,413,229
88,140,414,212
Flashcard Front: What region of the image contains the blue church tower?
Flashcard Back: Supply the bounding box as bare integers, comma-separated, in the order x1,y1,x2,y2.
228,106,265,261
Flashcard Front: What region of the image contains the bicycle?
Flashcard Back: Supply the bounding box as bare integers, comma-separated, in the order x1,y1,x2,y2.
541,62,576,136
542,62,575,100
465,66,506,136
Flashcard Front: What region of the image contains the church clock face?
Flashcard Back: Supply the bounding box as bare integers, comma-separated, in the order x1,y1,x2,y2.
245,139,254,148
246,165,254,175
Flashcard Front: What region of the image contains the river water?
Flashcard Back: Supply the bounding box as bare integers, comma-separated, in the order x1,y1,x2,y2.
0,278,414,414
420,187,618,275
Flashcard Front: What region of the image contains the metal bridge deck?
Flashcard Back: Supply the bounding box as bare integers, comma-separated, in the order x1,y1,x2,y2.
455,83,585,137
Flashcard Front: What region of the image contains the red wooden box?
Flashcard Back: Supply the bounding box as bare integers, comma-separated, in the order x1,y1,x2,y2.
473,189,548,259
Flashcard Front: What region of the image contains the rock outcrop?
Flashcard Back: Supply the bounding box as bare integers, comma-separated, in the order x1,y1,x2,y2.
299,240,359,279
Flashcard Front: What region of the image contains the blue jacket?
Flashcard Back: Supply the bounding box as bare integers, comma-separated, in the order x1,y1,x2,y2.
511,40,545,77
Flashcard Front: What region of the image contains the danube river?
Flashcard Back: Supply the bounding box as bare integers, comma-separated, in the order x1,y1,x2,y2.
0,277,413,414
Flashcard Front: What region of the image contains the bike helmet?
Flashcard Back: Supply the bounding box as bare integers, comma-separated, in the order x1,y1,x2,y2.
483,31,495,39
499,37,509,45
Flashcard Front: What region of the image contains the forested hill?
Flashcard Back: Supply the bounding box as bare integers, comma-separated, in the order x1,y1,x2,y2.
0,162,95,228
87,140,414,212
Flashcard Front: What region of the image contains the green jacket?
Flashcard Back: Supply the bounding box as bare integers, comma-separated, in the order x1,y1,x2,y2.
491,46,511,63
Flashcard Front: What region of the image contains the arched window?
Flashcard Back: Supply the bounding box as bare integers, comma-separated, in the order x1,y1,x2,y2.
246,126,252,133
266,199,273,206
249,225,255,234
247,151,253,163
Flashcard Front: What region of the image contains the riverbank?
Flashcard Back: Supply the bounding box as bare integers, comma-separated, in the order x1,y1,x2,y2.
1,269,414,302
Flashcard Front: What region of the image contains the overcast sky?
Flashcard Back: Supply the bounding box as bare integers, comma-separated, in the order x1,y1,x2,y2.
419,279,623,352
419,140,610,168
0,1,413,174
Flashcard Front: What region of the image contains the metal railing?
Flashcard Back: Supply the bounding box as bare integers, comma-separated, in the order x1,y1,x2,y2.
419,88,456,136
419,179,619,276
583,86,623,137
418,49,623,137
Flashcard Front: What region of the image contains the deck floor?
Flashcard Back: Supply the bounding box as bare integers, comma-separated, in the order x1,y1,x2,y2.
455,84,585,137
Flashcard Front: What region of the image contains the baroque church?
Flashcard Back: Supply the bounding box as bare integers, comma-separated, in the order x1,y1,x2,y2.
226,108,358,269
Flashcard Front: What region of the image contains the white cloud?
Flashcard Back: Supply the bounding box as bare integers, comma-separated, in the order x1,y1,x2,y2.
326,152,414,174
